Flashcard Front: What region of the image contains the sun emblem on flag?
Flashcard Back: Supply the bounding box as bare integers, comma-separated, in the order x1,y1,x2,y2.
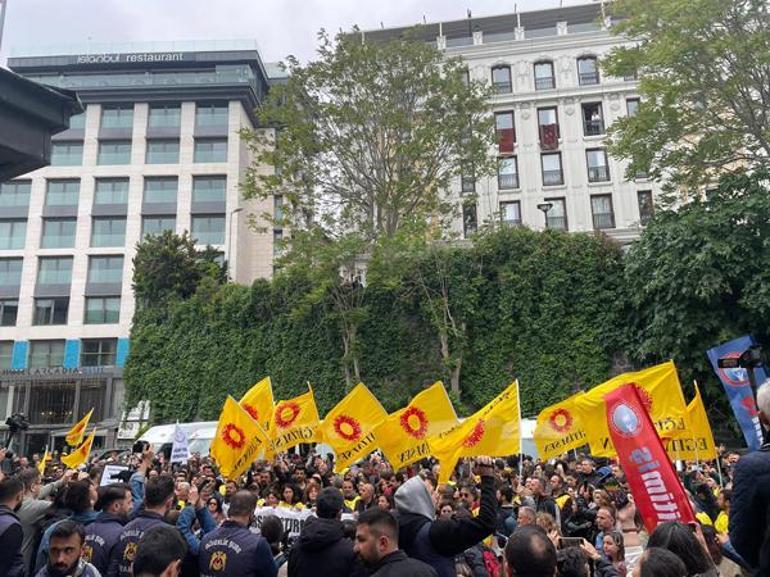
209,551,227,572
242,403,259,422
400,406,429,439
630,382,653,413
221,423,246,449
549,408,573,433
274,401,301,429
334,414,362,442
462,420,486,448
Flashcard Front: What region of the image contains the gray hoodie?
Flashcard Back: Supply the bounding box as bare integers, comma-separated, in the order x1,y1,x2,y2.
394,477,436,521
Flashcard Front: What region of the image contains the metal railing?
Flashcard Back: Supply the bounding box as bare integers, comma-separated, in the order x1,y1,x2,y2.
535,76,555,90
592,212,615,230
542,170,564,186
546,216,567,230
583,119,604,136
579,72,600,85
588,166,609,182
498,173,519,190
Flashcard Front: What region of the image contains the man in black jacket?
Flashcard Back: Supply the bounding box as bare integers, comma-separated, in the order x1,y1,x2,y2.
287,487,363,577
395,456,498,577
0,476,25,577
354,508,436,577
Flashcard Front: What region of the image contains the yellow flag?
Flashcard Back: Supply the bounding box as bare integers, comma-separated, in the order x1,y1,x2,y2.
320,383,387,472
375,382,458,470
429,380,521,484
271,386,321,453
65,408,94,447
61,430,95,469
239,377,274,432
665,382,718,460
37,448,51,475
210,396,273,480
574,361,688,457
534,392,588,460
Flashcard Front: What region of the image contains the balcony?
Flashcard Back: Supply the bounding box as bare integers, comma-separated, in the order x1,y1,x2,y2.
592,212,615,230
588,166,610,183
493,80,512,94
584,119,604,136
542,170,564,186
579,72,600,86
546,216,567,230
535,76,555,90
498,174,519,190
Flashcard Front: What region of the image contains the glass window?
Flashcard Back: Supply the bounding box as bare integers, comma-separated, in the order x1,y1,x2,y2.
46,179,80,207
28,340,65,368
148,105,181,128
68,111,86,130
462,202,477,238
85,296,121,324
141,216,176,237
534,61,555,90
28,382,76,424
545,198,567,230
101,106,134,129
591,194,615,229
194,138,228,163
627,98,640,117
273,229,283,256
0,181,31,208
497,157,519,190
192,215,226,245
40,218,76,249
500,201,521,227
91,217,126,247
146,139,180,164
491,66,512,94
638,190,654,225
88,256,124,284
37,256,73,285
50,142,83,166
273,195,284,222
0,299,18,326
460,69,470,86
495,112,515,154
33,297,69,325
195,104,229,128
98,140,132,165
192,176,227,203
82,338,117,367
582,102,604,136
94,178,129,206
541,153,564,186
537,107,559,149
577,56,600,85
143,177,178,204
0,220,26,250
0,259,23,287
0,341,12,369
461,162,475,193
586,149,610,182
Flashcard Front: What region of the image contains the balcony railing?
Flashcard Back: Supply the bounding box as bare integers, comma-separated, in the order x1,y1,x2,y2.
502,218,522,228
579,72,600,85
592,212,616,230
535,76,555,90
583,119,604,136
588,166,609,182
498,173,519,190
542,169,564,186
493,81,512,94
546,216,567,230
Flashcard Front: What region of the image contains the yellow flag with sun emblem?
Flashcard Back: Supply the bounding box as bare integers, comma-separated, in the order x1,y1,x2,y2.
61,430,95,469
574,361,688,457
429,380,521,484
664,382,718,460
534,392,588,460
210,396,273,480
65,408,94,447
375,381,458,470
271,386,322,452
239,377,274,432
320,383,387,472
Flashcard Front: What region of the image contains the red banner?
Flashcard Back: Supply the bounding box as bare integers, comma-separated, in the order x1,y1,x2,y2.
604,384,695,532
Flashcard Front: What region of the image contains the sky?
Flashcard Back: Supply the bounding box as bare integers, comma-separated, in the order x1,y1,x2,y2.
0,0,573,65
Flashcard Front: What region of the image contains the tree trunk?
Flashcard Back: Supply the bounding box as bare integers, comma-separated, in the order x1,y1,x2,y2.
342,330,353,390
350,323,361,384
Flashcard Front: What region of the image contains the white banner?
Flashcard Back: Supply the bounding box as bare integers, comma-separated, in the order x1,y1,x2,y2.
100,465,129,486
251,506,355,538
170,423,190,464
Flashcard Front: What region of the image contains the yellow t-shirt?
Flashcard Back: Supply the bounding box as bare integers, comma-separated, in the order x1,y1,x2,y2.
344,496,361,511
696,511,713,526
714,511,728,534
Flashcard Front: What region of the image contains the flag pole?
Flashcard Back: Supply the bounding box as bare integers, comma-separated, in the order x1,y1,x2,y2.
692,381,701,468
715,450,725,487
516,380,523,478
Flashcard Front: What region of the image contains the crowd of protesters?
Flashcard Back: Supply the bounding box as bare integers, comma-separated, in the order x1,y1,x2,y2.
0,379,768,577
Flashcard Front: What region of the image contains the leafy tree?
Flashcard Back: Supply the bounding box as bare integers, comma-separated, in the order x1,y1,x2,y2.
604,0,770,196
622,170,770,408
132,231,227,310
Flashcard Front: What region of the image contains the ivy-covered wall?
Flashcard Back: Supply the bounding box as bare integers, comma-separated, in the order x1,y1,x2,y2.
125,227,627,423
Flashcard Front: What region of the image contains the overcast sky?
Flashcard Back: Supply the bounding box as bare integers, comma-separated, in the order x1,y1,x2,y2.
1,0,572,64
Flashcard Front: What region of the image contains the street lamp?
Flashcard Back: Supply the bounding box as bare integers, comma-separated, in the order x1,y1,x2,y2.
537,202,553,229
227,207,243,280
